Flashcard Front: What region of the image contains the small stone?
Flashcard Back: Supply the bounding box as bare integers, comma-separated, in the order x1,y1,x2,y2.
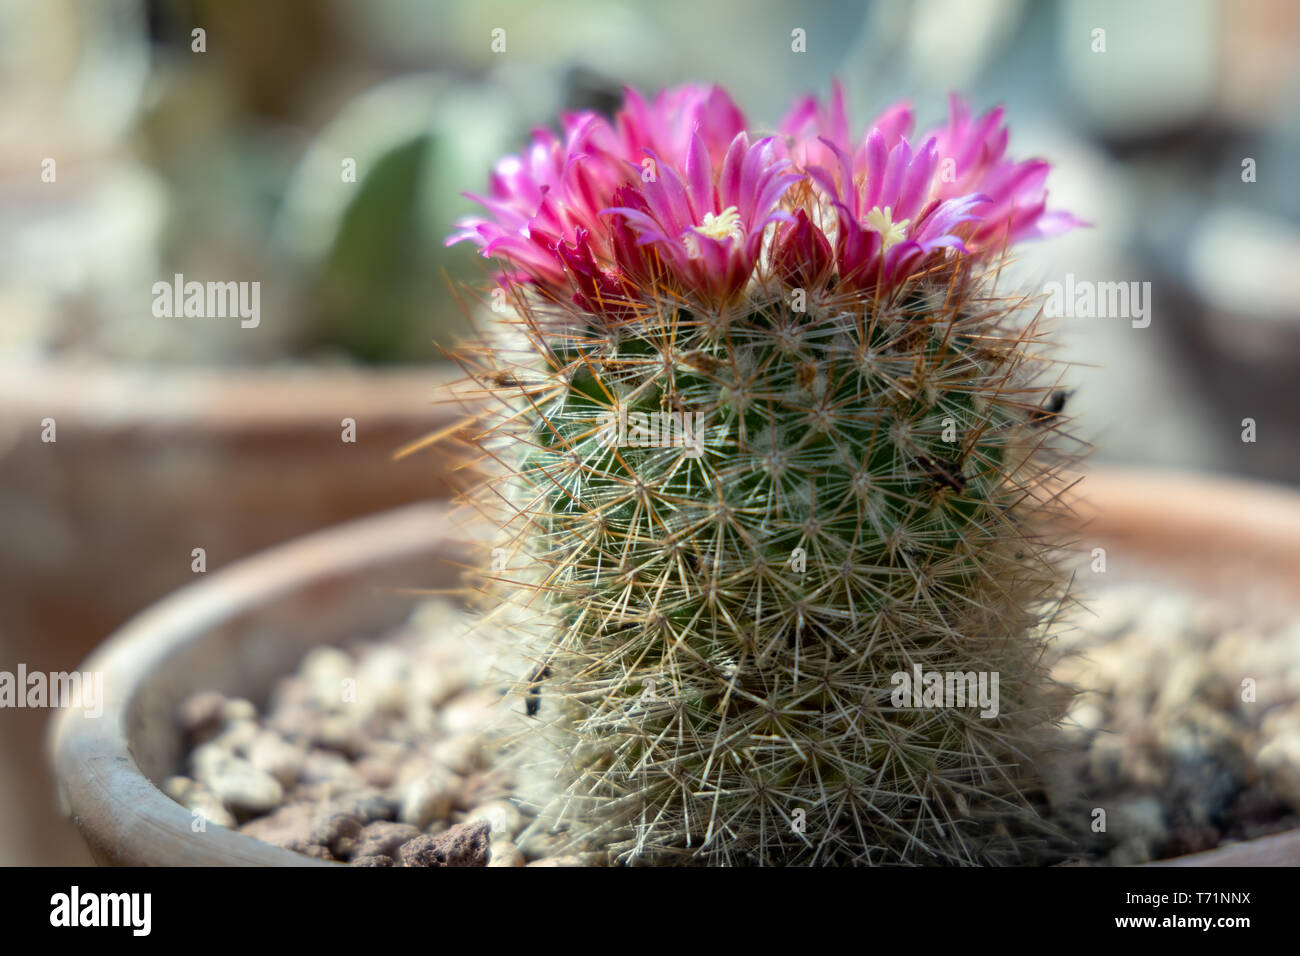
1164,824,1221,857
297,843,336,862
312,713,366,756
1257,730,1300,809
431,735,482,775
1069,701,1104,733
487,840,525,867
247,731,306,788
350,854,395,867
265,703,322,744
268,675,313,711
239,800,365,857
357,646,410,714
397,821,490,867
352,821,422,860
193,745,284,816
409,656,471,712
221,698,258,723
458,769,510,810
213,718,261,755
463,800,522,839
526,855,586,867
1107,796,1168,865
310,807,364,858
300,647,354,708
329,789,397,824
298,749,363,789
163,775,197,801
178,691,227,746
398,766,460,830
165,775,236,828
439,689,499,737
240,804,316,851
354,756,397,789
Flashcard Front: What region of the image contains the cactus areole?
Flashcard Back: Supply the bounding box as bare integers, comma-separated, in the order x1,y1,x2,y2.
446,82,1084,865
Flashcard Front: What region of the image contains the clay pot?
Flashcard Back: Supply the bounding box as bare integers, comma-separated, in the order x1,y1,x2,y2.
1,361,467,862
47,469,1300,865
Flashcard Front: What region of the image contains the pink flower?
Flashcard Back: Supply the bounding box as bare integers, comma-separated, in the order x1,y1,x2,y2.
447,112,625,291
447,82,1080,309
447,83,750,311
779,79,913,174
921,94,1085,252
772,208,833,289
603,132,802,305
808,130,987,291
616,84,748,172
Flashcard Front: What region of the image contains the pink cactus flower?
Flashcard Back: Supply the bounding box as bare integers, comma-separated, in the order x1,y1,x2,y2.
779,79,913,174
805,131,988,291
447,82,1079,310
616,84,748,173
921,94,1085,252
603,132,801,304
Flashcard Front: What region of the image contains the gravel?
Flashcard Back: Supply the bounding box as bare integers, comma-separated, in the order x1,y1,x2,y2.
168,599,543,866
169,576,1300,866
1045,575,1300,865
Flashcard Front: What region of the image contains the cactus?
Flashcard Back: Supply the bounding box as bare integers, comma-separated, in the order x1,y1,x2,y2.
446,83,1084,865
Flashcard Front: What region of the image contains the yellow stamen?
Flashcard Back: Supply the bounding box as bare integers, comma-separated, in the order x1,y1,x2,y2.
865,205,910,252
684,206,743,258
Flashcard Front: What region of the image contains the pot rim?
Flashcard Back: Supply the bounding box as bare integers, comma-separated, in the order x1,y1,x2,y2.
48,500,455,866
48,468,1300,866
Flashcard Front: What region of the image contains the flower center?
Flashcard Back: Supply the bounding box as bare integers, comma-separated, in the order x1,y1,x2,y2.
865,205,910,252
684,206,744,258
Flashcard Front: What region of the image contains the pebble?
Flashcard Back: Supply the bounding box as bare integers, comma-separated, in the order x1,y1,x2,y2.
222,698,258,723
463,800,522,839
1257,728,1300,808
247,731,306,788
398,766,460,831
357,646,410,714
526,855,586,867
298,749,364,789
192,745,284,816
488,840,525,867
397,821,491,867
300,647,355,709
164,775,237,829
352,821,422,860
238,798,367,858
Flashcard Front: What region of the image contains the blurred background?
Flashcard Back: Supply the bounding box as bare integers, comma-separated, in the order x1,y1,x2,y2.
2,0,1298,864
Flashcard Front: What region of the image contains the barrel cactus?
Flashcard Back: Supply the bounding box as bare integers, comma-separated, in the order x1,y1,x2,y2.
446,82,1083,865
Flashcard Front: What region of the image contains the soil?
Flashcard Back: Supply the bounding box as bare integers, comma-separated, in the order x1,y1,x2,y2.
1045,573,1300,864
166,575,1300,866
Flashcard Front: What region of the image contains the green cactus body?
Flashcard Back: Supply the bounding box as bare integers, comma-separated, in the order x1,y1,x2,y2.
466,271,1072,865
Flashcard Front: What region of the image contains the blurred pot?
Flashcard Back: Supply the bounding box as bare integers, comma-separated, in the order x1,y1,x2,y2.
0,359,465,864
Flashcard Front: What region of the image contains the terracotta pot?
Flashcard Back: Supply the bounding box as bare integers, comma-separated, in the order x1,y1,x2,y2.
1,359,467,863
47,469,1300,866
